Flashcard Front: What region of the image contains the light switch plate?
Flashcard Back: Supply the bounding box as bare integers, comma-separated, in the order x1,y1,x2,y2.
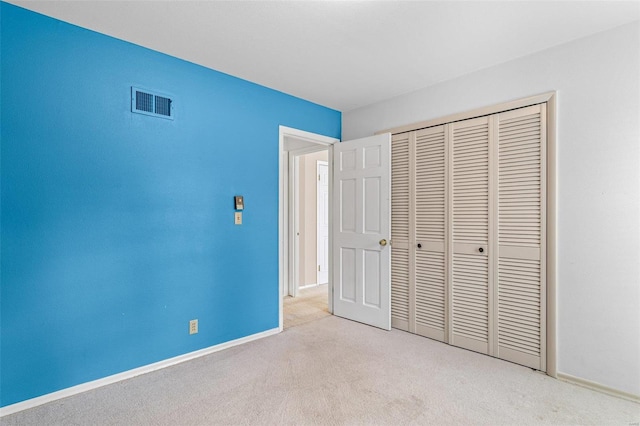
234,212,242,225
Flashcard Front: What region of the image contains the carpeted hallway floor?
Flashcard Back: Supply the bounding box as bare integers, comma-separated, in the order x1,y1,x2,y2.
3,293,639,425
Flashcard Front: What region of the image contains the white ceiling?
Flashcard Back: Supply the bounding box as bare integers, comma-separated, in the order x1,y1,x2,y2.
9,1,640,112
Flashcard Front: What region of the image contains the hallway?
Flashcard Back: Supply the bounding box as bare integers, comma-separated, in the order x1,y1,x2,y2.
283,285,329,329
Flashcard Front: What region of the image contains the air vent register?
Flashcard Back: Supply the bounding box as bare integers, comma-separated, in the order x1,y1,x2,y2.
131,87,174,120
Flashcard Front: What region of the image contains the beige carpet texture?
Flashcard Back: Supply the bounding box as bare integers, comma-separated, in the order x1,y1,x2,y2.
3,286,639,425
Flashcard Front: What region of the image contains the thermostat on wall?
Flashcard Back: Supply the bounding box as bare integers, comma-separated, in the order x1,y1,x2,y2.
234,195,244,211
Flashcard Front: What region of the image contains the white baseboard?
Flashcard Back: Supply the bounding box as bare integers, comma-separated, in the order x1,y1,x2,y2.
299,283,328,290
0,327,281,417
299,283,318,289
557,372,640,403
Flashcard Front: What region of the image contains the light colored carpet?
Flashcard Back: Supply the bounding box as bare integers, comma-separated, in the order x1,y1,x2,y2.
283,284,330,329
3,313,639,425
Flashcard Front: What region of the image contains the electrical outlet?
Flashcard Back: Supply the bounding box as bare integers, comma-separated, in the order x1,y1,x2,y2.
189,319,198,335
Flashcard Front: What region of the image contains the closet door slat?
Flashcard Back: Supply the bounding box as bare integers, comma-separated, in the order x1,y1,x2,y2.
415,126,446,341
495,104,546,370
450,117,491,355
391,133,411,330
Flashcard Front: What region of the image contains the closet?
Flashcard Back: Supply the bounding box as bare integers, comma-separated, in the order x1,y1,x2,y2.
391,103,546,371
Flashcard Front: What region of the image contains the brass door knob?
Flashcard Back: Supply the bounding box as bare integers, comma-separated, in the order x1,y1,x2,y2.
379,239,388,246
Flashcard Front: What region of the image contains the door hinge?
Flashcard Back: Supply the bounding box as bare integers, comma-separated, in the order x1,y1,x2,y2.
318,265,321,271
318,174,321,181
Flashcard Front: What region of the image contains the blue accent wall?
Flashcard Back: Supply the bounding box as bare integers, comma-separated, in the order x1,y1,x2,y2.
0,3,340,407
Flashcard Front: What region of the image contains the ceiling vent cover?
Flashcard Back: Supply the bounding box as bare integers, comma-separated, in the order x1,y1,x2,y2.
131,87,174,120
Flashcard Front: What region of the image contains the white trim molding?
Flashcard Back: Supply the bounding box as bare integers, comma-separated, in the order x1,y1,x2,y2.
557,373,640,403
377,92,556,136
279,125,338,146
0,327,280,417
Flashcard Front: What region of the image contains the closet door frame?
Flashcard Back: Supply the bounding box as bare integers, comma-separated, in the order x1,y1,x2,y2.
381,92,557,378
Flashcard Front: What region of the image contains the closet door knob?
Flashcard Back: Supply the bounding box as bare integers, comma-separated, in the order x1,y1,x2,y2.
478,247,484,253
417,243,422,249
379,239,388,247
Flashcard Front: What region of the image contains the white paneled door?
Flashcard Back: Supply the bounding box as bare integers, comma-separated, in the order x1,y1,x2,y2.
333,133,391,330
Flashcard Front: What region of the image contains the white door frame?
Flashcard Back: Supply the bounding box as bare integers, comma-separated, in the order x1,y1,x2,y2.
279,126,338,331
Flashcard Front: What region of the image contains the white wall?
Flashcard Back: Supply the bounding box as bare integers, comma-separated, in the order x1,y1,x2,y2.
343,21,640,396
298,150,329,286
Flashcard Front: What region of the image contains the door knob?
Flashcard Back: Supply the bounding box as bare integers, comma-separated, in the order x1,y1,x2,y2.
379,239,388,246
478,247,484,253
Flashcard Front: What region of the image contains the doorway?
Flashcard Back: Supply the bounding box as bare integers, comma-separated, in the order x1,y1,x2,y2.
278,126,338,331
284,152,329,329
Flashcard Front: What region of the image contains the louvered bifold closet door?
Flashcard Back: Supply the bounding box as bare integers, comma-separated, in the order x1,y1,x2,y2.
414,126,447,341
495,104,546,370
390,133,411,330
449,116,492,355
